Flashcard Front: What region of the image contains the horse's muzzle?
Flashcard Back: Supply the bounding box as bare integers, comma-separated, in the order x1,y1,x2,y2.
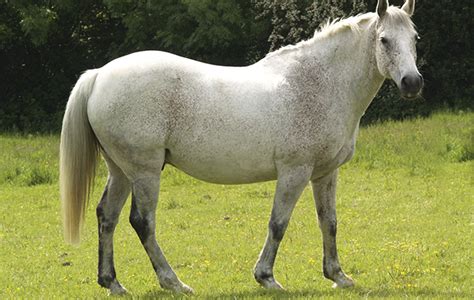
400,73,423,99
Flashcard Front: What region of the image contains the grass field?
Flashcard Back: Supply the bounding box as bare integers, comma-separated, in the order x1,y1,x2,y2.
0,111,472,299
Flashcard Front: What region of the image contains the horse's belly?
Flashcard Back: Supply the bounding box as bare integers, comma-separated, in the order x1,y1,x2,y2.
166,144,277,184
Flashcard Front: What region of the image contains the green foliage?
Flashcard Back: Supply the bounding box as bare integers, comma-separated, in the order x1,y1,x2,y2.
102,0,268,65
254,0,367,51
0,0,126,132
0,0,472,132
413,0,474,109
18,5,57,46
0,112,472,298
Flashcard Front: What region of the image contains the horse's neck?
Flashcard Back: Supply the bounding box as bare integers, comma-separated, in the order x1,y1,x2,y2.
296,19,384,123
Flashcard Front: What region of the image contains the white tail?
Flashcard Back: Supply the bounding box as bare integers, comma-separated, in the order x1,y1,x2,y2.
60,69,100,244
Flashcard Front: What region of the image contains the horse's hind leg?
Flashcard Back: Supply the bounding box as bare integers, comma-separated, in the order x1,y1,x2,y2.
129,155,193,294
96,156,131,294
311,169,354,288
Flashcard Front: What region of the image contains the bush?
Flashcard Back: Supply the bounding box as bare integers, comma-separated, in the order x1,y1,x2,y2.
0,0,472,132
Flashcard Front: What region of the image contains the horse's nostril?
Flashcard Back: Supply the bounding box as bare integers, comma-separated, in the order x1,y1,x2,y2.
401,74,423,93
401,76,410,90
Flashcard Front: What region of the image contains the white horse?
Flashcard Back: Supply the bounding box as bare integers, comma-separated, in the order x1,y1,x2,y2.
60,0,422,294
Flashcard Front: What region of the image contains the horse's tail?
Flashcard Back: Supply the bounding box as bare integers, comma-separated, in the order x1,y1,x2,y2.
60,69,100,244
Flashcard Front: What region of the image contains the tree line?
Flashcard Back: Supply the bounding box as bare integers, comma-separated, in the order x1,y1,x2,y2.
0,0,472,132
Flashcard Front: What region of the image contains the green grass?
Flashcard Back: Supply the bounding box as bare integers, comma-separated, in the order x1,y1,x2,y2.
0,111,472,299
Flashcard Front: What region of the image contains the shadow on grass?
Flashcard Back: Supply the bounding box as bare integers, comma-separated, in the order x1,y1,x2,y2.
133,285,470,299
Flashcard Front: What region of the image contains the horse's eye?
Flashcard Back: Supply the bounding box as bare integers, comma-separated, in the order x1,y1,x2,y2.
380,37,389,45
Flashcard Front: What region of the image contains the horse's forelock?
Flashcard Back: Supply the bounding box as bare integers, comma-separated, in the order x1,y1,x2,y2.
382,6,416,32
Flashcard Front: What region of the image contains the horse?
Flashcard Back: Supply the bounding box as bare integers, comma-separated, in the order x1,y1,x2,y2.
60,0,423,294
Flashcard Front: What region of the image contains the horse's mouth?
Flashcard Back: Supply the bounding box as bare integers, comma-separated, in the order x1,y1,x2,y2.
401,91,422,100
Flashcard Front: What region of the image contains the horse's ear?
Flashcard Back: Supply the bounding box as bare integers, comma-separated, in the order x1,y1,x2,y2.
402,0,415,16
377,0,389,18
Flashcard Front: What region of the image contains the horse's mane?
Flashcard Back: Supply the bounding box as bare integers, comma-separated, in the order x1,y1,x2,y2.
265,6,413,59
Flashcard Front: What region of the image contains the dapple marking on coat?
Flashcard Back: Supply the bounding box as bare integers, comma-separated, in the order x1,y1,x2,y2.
60,0,423,294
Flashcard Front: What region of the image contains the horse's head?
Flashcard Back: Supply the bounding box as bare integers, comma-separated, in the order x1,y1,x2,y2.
375,0,423,99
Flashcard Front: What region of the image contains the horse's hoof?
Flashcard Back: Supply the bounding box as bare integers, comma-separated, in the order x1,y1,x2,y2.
167,282,194,295
178,283,195,294
331,274,355,289
160,279,194,294
256,276,285,290
261,280,285,290
108,280,128,295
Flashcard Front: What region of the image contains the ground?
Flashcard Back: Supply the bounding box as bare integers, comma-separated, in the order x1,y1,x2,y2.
0,111,472,299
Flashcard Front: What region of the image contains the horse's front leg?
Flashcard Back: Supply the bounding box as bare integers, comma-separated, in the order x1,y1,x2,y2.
311,169,354,288
254,164,313,289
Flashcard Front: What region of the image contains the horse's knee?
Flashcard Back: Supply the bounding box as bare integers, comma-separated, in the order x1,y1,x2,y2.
269,220,285,242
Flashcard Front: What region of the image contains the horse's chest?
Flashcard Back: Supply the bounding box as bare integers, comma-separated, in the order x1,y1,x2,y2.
310,134,356,178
